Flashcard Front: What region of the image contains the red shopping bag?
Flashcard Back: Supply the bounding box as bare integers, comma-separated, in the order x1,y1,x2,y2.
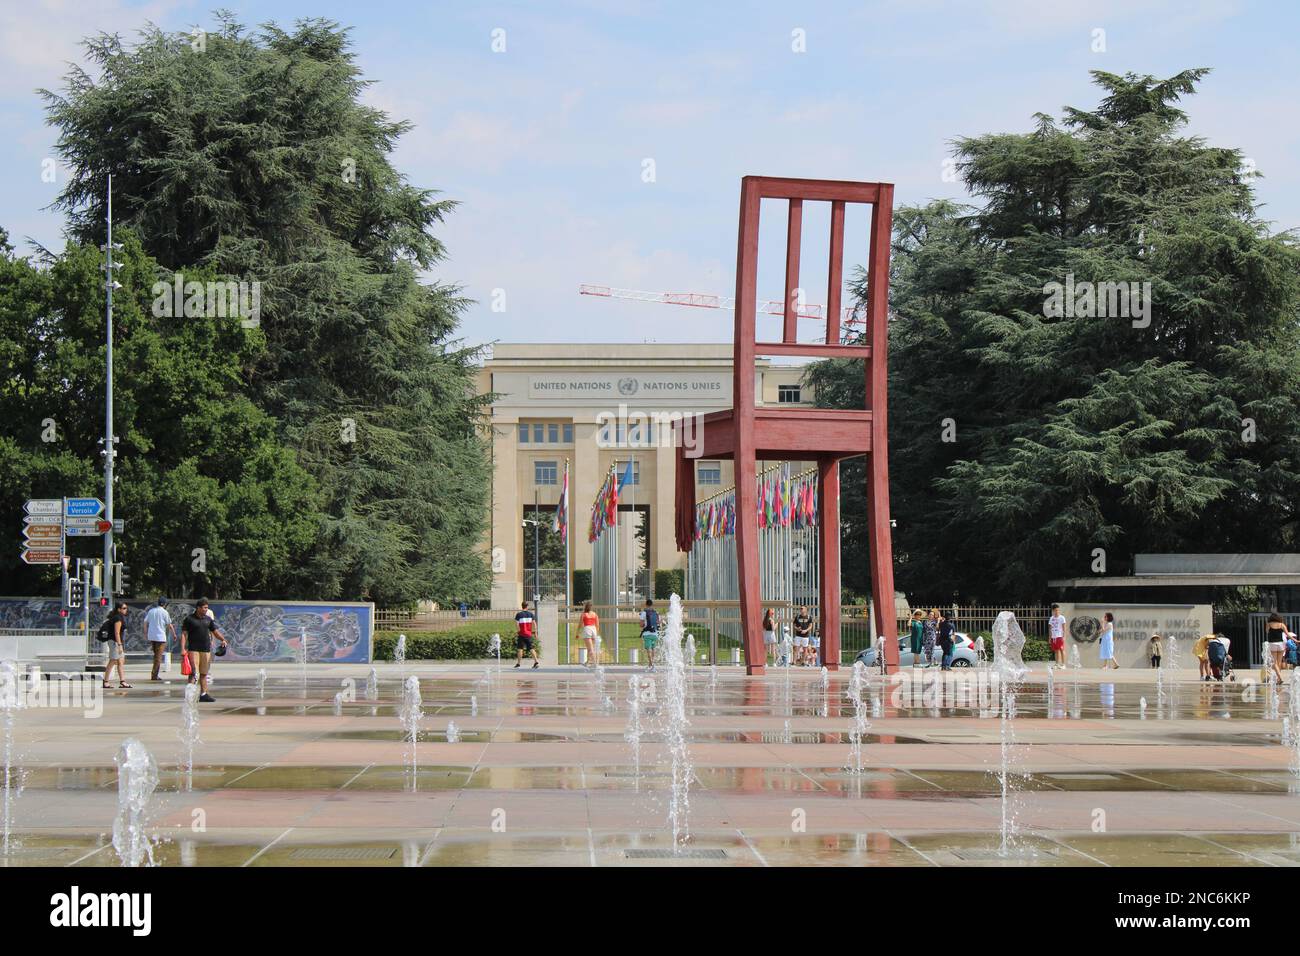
181,652,192,676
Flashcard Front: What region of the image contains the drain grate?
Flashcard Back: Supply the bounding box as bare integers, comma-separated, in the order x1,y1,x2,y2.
1044,773,1118,780
625,848,727,859
289,847,396,861
604,771,671,778
950,847,1056,861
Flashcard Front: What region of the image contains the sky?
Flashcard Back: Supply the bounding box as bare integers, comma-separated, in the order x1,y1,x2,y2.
2,0,1297,352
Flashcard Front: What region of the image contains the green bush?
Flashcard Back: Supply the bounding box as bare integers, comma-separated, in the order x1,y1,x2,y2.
573,569,592,603
655,568,685,599
373,623,528,661
1023,638,1052,661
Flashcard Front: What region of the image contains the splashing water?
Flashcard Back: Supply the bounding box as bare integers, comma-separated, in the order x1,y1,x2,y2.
709,664,718,691
1,660,24,855
399,676,423,784
1140,696,1147,718
333,692,344,716
299,628,309,697
394,634,407,666
625,674,643,792
661,595,693,848
178,683,200,791
470,695,478,717
992,612,1029,857
366,668,379,701
113,738,158,867
1289,671,1300,780
1069,644,1082,670
446,721,460,743
488,633,502,676
844,661,870,776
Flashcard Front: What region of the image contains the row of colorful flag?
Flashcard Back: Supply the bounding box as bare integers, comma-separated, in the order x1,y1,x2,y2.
693,472,818,541
587,460,636,543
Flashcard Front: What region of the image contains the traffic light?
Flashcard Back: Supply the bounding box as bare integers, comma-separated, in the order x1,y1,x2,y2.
65,576,85,610
111,562,130,596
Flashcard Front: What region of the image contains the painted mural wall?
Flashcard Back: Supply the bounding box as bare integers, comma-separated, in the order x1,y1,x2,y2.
0,597,374,664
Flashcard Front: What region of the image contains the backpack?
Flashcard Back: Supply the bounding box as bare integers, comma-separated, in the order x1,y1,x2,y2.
96,613,120,642
643,609,659,632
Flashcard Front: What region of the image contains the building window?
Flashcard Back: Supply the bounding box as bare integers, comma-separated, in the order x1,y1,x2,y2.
534,460,558,485
615,460,639,485
698,462,722,485
533,424,545,443
562,423,573,443
777,385,802,404
548,423,559,443
518,424,528,443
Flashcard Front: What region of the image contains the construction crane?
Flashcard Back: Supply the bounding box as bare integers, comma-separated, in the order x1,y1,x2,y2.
578,284,865,326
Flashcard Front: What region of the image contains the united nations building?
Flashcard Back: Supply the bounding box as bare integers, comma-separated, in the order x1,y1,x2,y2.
476,344,814,609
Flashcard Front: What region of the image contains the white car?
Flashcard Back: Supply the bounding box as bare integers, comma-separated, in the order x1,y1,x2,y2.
855,632,978,668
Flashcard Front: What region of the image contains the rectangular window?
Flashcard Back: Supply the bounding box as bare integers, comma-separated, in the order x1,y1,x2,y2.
533,424,544,443
698,462,722,485
534,460,558,485
615,460,639,485
562,423,573,444
518,424,528,443
548,423,559,443
777,385,802,404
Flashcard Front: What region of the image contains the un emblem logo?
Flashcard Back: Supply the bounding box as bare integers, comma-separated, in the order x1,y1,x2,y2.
1070,615,1101,644
617,377,639,396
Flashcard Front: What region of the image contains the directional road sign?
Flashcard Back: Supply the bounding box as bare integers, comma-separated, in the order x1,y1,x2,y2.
24,499,62,517
20,548,60,565
64,498,105,518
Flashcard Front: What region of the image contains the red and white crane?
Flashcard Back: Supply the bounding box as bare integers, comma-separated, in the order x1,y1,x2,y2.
578,284,864,326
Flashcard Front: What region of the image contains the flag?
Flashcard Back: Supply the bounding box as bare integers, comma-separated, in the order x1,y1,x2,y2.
553,462,569,540
617,458,635,490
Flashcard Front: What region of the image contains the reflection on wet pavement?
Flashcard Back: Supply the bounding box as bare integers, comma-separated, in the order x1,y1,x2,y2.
4,665,1300,865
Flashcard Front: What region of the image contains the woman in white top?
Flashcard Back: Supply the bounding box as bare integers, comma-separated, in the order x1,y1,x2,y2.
1264,612,1288,684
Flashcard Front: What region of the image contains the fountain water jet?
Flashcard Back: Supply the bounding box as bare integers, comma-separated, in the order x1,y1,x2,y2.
0,660,24,855
992,611,1029,857
113,738,158,867
661,595,693,849
399,676,423,786
256,668,267,699
843,661,870,776
178,682,200,791
446,720,460,743
366,668,379,701
625,674,643,792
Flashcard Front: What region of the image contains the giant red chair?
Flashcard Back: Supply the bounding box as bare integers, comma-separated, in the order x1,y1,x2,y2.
674,176,899,675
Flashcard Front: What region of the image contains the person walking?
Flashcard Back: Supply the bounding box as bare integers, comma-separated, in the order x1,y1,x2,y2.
144,597,178,682
180,598,228,702
921,609,939,668
98,601,132,689
579,600,600,667
1098,612,1118,669
937,610,956,671
1048,604,1067,667
762,607,777,666
640,598,661,671
513,601,540,669
1264,612,1288,684
793,605,813,666
1149,633,1163,668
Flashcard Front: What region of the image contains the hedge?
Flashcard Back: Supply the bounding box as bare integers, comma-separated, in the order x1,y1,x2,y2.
573,569,592,603
654,568,685,600
373,624,527,661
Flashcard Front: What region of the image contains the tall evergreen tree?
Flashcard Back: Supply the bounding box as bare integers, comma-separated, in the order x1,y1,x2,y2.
807,69,1300,602
40,15,492,605
0,230,319,597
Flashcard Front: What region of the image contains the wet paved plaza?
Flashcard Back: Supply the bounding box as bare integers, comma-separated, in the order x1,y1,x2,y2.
5,661,1300,866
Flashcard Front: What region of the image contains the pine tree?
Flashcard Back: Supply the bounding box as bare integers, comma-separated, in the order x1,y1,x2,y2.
807,69,1300,601
40,16,492,605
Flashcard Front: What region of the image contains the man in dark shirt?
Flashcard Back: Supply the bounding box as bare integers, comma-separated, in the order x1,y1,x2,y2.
514,601,540,669
793,606,814,666
181,598,229,701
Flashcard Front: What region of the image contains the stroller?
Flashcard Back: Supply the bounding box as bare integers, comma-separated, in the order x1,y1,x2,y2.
1207,638,1233,682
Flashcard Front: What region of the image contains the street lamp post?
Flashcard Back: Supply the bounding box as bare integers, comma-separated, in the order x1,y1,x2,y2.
101,175,122,606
